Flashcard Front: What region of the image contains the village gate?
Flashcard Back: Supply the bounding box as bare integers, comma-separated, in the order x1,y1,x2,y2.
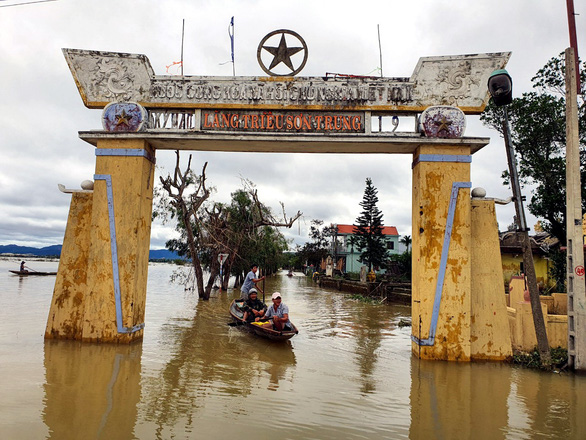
45,35,513,361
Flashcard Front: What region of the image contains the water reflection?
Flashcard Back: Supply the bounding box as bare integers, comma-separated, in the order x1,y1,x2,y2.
409,358,586,440
409,359,511,439
352,304,398,395
140,291,296,434
14,264,586,439
506,367,586,439
43,340,142,440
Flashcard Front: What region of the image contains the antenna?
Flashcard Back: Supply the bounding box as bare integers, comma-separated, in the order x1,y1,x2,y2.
377,24,383,77
377,24,383,132
181,19,185,76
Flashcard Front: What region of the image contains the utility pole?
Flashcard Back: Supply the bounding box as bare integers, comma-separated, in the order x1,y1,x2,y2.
488,71,551,364
566,0,581,92
502,107,551,363
565,47,586,370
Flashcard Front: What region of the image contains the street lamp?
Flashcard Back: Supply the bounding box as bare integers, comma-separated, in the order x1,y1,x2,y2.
487,69,513,106
487,69,551,362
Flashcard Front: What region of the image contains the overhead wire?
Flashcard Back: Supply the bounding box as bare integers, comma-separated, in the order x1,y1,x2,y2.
0,0,57,8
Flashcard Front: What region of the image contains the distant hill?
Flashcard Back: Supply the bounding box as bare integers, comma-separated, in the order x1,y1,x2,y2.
148,248,183,260
0,244,181,260
0,244,62,256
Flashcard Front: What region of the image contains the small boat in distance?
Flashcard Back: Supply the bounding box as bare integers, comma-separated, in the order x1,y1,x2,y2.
9,270,57,276
229,299,298,341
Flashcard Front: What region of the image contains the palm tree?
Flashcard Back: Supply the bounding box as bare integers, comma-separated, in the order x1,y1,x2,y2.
400,235,411,253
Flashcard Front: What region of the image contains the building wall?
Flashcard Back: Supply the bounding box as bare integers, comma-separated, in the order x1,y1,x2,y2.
339,233,400,273
501,253,552,291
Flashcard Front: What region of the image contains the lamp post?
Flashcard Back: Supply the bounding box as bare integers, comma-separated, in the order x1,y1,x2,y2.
488,70,551,363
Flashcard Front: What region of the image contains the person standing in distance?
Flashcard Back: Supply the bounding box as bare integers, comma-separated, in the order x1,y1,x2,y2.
240,264,265,300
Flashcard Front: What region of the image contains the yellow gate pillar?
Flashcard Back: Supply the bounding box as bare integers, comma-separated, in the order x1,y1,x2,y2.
470,198,512,360
81,139,155,343
411,145,472,361
45,138,154,343
45,191,93,340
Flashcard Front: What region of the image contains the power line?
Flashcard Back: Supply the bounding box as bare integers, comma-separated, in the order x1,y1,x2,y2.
0,0,57,8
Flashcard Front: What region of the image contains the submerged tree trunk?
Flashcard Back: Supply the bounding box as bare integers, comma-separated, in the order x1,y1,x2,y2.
203,255,221,299
222,255,235,290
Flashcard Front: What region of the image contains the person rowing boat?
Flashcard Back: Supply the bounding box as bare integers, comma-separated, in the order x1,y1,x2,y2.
240,263,265,300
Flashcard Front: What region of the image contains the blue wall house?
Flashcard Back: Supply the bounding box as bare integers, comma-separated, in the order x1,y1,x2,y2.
331,224,401,274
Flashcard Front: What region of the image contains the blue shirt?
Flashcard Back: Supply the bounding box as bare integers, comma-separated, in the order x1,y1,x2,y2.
241,270,256,297
264,302,290,325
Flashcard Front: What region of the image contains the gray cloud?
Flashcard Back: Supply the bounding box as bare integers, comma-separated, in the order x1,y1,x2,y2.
0,0,581,248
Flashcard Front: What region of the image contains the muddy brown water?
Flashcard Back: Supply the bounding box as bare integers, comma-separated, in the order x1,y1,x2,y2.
1,259,585,439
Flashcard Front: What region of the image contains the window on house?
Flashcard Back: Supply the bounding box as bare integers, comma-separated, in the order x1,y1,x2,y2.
387,241,394,250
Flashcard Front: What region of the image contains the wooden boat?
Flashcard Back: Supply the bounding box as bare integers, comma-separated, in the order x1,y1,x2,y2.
9,270,57,276
229,299,298,341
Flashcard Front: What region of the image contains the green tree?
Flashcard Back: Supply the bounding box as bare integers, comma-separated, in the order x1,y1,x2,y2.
399,235,411,252
481,53,586,245
481,53,586,292
156,153,301,299
295,219,334,269
353,178,389,271
389,250,411,282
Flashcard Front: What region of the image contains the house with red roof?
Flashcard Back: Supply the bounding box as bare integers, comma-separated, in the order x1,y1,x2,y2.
332,224,400,273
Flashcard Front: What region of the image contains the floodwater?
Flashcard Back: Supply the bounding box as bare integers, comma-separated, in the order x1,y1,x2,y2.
1,259,586,440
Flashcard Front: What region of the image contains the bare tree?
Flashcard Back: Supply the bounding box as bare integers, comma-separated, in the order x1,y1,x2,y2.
158,152,302,299
159,151,210,298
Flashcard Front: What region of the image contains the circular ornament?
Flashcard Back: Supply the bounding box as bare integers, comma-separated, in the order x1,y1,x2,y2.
257,29,308,76
420,105,466,139
102,102,146,132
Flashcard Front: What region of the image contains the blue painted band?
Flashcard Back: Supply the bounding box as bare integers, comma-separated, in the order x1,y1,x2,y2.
95,148,156,164
412,154,471,168
412,181,471,347
94,173,145,334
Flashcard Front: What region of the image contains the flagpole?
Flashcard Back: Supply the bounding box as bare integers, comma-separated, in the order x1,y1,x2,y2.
377,24,383,132
181,19,185,77
230,17,235,76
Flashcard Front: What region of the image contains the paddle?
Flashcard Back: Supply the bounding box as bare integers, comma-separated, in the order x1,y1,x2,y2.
261,262,266,303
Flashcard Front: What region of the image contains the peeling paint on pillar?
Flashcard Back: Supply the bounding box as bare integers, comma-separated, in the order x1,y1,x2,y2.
470,199,512,360
81,139,155,343
411,145,472,361
45,192,93,340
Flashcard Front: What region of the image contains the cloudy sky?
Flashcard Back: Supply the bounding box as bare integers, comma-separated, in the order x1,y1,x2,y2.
0,0,583,250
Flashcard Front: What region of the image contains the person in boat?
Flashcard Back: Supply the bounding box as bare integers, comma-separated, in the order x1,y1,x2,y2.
20,261,27,273
261,292,291,331
241,288,267,322
240,263,265,300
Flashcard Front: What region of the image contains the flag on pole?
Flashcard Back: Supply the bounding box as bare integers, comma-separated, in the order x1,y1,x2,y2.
229,16,235,76
229,17,234,63
219,17,235,75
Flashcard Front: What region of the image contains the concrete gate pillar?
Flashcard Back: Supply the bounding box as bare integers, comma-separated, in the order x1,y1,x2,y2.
46,139,155,343
411,145,472,361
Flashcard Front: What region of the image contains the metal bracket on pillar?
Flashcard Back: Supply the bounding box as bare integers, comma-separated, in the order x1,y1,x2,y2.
412,181,471,346
94,173,145,334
